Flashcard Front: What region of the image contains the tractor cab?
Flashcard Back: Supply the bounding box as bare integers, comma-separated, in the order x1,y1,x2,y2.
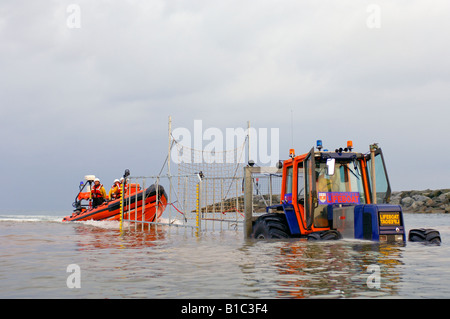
252,140,441,243
282,141,390,232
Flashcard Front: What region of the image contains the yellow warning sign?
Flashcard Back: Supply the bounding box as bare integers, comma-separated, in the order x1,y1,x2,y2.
379,212,401,226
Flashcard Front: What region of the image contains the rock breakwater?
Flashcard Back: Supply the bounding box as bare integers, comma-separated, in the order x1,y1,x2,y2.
390,189,450,213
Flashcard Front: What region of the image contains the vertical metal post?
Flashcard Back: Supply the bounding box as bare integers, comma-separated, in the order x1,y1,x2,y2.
156,176,159,226
370,144,377,204
220,178,224,230
119,180,124,232
244,166,253,238
269,174,273,206
168,116,173,224
212,178,217,227
206,178,210,231
196,179,202,236
141,178,146,231
247,121,251,165
183,176,187,226
134,178,138,230
235,178,239,223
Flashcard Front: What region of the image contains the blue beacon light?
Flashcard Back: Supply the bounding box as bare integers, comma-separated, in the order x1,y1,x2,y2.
316,140,323,151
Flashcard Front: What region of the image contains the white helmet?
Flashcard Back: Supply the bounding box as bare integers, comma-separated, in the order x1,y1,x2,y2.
114,179,120,183
94,178,100,182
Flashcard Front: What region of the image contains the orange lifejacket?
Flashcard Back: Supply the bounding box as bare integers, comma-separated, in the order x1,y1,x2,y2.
91,184,104,198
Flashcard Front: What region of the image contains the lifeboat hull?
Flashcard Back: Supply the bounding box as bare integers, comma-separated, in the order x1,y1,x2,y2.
62,184,167,223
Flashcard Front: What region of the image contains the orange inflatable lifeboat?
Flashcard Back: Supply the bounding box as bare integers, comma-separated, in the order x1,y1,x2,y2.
62,173,167,223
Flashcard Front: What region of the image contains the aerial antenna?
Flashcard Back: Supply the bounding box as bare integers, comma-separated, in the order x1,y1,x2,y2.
291,108,294,147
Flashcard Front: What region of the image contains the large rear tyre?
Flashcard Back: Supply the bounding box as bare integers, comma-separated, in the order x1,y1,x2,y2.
408,228,441,244
251,213,291,239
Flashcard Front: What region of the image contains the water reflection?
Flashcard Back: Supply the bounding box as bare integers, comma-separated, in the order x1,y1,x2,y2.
2,214,447,298
70,222,407,298
72,222,167,250
241,239,405,298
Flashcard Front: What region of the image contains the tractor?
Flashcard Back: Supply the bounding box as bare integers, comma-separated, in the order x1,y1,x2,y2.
251,140,441,243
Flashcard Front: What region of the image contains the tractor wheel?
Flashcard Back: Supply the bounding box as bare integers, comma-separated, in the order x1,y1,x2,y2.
408,228,441,244
251,213,291,239
307,230,342,241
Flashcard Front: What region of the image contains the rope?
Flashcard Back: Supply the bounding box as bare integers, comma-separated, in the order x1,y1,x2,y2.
168,202,185,216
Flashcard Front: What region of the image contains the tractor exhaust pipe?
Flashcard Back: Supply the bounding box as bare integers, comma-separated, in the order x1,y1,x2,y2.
370,143,378,204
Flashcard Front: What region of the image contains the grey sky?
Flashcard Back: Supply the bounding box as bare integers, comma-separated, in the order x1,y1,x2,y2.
1,1,449,212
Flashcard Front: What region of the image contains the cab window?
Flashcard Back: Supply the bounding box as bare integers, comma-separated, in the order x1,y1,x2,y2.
297,162,305,206
366,151,391,203
284,166,293,203
316,161,367,204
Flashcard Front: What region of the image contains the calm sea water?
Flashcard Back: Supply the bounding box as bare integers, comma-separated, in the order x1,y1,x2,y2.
1,212,450,299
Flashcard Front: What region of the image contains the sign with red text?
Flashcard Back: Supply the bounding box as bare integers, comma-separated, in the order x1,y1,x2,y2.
318,192,361,205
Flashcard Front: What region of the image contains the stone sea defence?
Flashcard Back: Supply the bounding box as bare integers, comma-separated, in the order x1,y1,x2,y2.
390,189,450,213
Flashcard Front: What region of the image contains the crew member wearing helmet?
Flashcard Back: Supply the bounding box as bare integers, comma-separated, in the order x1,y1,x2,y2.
91,178,107,208
109,179,121,200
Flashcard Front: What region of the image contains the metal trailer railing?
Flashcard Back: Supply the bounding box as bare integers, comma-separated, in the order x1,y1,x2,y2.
119,174,201,233
243,167,283,238
119,169,282,237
